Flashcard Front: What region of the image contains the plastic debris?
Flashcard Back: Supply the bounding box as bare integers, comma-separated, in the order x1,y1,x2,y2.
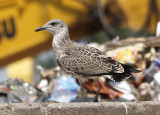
48,76,79,103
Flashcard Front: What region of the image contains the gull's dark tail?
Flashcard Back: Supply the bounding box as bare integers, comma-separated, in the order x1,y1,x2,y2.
122,63,141,74
105,63,141,82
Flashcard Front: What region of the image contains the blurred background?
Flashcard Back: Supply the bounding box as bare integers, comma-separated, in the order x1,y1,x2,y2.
0,0,160,103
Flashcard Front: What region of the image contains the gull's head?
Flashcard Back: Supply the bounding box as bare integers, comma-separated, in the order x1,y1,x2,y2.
35,19,67,34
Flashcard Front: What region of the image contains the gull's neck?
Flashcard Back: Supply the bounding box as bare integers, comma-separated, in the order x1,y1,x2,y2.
52,28,70,53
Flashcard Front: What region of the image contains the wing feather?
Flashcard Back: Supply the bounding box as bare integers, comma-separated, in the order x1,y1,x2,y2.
59,42,124,76
57,55,124,76
64,43,104,57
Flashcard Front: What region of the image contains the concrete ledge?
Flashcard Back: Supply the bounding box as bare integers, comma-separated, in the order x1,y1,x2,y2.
0,101,159,115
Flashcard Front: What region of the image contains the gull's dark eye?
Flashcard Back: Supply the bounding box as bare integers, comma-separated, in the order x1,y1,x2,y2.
50,22,56,26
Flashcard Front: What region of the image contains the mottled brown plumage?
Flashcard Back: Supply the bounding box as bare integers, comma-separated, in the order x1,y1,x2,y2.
35,19,141,102
57,42,124,77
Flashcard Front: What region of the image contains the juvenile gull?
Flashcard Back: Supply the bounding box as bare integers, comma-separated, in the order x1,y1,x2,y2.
35,19,141,102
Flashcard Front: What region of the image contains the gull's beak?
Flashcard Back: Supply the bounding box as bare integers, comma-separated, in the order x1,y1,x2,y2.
35,26,46,32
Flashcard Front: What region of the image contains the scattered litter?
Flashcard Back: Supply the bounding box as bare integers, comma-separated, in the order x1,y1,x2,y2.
0,79,48,103
1,36,160,102
48,76,78,103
